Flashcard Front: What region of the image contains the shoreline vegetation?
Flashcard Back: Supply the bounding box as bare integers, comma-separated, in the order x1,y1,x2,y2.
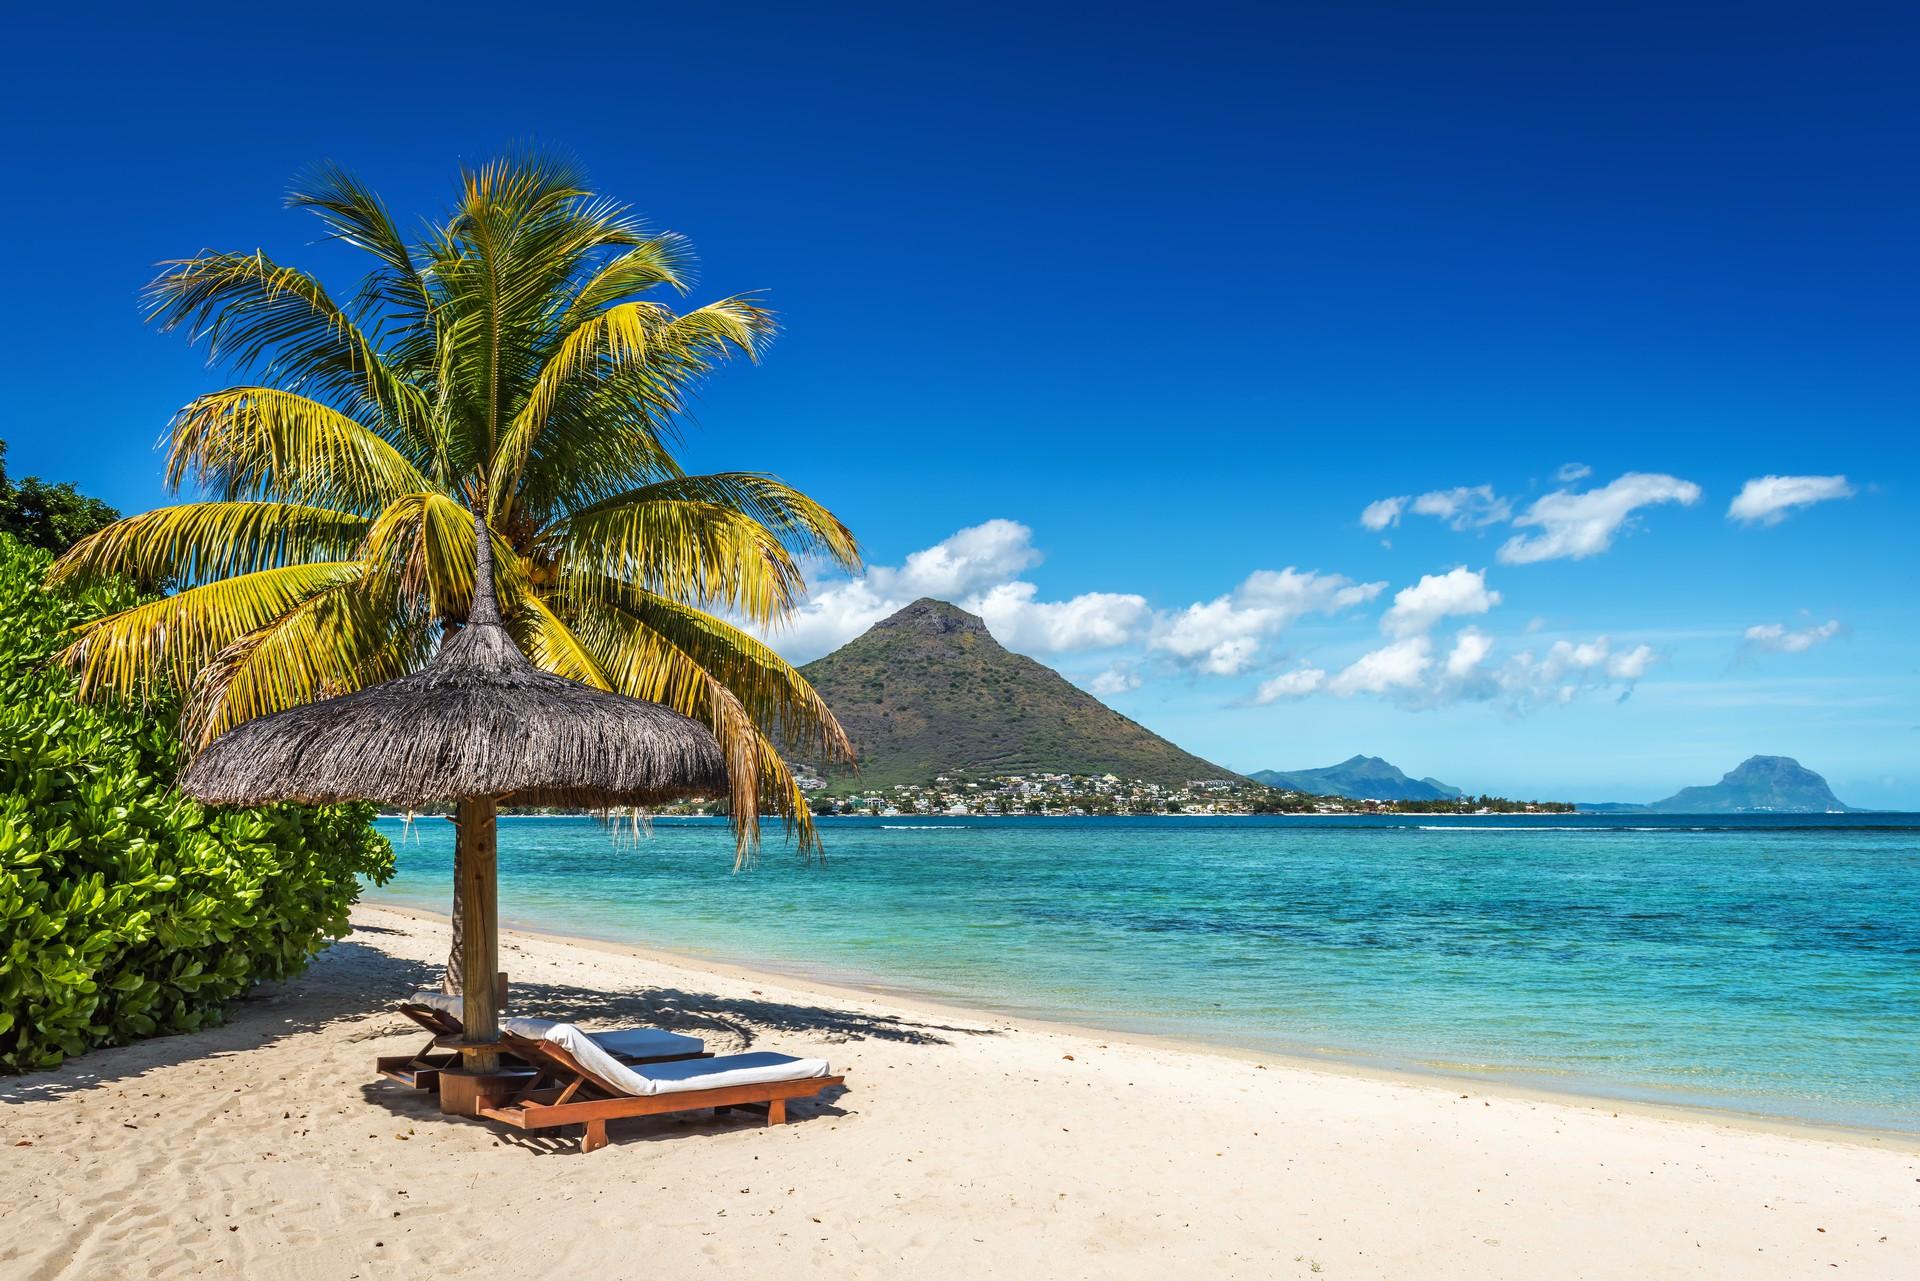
4,904,1911,1279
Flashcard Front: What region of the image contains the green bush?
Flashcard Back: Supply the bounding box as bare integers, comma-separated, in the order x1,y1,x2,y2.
0,532,392,1071
0,439,119,553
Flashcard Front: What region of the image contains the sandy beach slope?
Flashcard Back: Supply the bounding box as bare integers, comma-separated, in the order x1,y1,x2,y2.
2,904,1914,1279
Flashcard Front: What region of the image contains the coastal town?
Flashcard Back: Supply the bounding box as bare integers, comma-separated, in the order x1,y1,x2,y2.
661,770,1573,818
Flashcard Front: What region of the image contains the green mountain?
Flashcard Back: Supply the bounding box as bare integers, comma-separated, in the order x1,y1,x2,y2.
795,598,1236,789
1645,755,1854,813
1250,755,1463,802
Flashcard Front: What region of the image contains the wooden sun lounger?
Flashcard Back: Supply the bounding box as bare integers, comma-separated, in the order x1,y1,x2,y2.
480,1032,846,1154
375,976,712,1091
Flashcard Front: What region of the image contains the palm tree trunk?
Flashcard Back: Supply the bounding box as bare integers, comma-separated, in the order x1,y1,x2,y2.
444,832,465,994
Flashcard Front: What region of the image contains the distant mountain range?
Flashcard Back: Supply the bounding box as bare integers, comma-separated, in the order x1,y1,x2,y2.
1250,756,1464,802
790,606,1860,813
795,599,1236,789
1579,755,1855,814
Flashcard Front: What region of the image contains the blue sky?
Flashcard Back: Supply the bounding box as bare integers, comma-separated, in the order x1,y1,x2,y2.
4,2,1914,805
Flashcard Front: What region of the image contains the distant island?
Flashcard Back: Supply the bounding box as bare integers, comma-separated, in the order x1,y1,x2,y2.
1579,756,1856,814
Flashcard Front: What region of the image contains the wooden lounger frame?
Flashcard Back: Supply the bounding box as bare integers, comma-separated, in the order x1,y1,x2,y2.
376,973,515,1090
480,1032,846,1154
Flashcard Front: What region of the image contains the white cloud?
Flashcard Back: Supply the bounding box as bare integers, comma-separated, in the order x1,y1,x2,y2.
1329,637,1434,696
766,577,900,662
1380,567,1502,638
1556,462,1593,483
768,519,1147,662
1744,619,1843,654
877,518,1041,597
1084,662,1142,696
1281,624,1654,711
1604,643,1656,680
1152,598,1271,666
1150,568,1385,676
1199,637,1261,676
1254,666,1327,703
969,582,1150,653
1445,627,1495,678
1361,485,1508,533
1498,472,1702,564
1238,568,1385,615
1727,475,1855,526
1360,496,1407,531
1409,484,1512,530
1487,636,1656,706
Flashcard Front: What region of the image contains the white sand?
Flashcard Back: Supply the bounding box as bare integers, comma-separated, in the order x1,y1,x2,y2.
2,904,1914,1280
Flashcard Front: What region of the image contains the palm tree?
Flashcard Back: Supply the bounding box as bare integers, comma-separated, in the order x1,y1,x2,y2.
50,155,858,859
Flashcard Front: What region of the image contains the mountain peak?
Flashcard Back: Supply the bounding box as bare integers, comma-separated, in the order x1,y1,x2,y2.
795,599,1235,788
1648,755,1852,813
872,597,990,636
1251,756,1461,801
1730,754,1802,773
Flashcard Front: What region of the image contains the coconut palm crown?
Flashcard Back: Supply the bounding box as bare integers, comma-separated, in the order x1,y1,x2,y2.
51,156,858,853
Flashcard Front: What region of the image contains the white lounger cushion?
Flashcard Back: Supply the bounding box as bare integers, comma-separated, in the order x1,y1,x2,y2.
502,1016,704,1061
588,1027,708,1060
404,989,464,1018
621,1052,831,1096
517,1020,830,1098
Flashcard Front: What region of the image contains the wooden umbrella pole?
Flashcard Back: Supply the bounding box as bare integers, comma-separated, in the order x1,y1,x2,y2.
455,793,501,1071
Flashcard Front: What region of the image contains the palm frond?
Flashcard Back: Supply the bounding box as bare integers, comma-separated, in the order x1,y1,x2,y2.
61,562,366,701
362,492,529,623
572,473,859,569
182,576,433,747
560,235,697,326
509,594,611,689
487,299,677,516
643,295,777,363
600,588,853,763
146,250,429,442
569,594,840,855
286,162,430,301
165,387,430,513
284,162,444,441
51,501,368,590
549,494,808,625
505,384,686,524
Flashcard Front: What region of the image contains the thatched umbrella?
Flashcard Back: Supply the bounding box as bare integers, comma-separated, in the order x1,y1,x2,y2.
180,510,729,1074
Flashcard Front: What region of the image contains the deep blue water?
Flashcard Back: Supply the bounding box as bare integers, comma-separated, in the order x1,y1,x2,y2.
365,813,1920,1131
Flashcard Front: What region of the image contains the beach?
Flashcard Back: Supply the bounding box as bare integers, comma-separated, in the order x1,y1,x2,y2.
2,904,1913,1280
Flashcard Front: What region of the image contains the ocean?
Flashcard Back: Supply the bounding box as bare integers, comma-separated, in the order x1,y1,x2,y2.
364,813,1920,1132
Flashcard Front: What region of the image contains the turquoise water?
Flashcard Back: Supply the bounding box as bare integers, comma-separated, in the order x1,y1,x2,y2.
366,814,1920,1132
